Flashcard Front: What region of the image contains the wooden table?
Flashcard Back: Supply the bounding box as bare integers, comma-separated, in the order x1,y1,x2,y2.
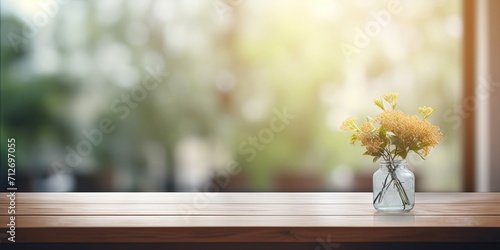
1,192,499,249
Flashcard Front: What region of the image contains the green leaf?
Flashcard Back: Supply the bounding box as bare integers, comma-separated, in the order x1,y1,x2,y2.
389,135,399,145
373,156,380,163
413,150,426,160
400,150,408,159
350,134,358,145
379,127,387,138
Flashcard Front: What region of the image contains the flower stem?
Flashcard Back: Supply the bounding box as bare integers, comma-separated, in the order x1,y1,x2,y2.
373,161,411,208
389,168,410,208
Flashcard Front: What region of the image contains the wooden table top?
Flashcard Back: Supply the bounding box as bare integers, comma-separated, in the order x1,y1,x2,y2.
1,192,499,243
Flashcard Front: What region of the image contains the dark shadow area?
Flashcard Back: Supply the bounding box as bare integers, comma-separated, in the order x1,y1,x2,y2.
2,242,500,250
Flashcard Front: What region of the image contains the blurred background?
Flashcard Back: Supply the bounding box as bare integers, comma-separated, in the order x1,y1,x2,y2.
0,0,468,192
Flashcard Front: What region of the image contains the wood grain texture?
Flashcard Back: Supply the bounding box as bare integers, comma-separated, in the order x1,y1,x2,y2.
2,203,500,216
2,192,499,204
0,192,499,243
2,215,500,227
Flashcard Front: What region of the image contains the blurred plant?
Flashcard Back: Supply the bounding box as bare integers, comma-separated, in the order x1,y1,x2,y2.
340,92,443,207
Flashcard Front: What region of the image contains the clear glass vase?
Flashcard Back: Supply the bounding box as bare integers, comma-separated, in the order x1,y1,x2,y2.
373,160,415,212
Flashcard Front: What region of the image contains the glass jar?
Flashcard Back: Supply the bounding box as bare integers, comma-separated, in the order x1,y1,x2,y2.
373,160,415,212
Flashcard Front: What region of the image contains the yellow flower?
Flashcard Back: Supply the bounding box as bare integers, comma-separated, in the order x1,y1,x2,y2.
383,92,399,109
418,106,435,119
358,130,384,155
374,110,443,158
383,92,399,103
360,121,374,132
340,117,359,132
340,92,443,161
374,99,385,110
